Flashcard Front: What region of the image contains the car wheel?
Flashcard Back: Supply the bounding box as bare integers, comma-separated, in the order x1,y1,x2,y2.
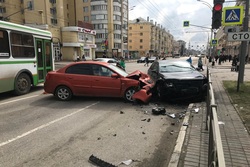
124,87,136,102
14,73,31,95
55,86,73,101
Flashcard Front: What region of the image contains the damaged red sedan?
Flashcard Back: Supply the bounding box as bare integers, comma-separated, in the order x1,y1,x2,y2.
44,61,154,103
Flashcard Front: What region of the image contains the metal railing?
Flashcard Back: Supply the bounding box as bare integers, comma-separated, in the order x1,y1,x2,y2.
206,68,226,167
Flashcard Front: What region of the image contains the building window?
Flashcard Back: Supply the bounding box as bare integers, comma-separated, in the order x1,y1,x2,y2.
140,39,143,43
129,40,132,42
50,7,56,14
140,26,143,29
114,43,121,49
0,7,6,13
91,5,107,11
140,32,143,36
51,18,57,25
129,27,132,30
140,46,143,49
114,24,121,30
83,6,88,12
91,14,107,20
113,6,120,11
113,15,121,21
0,0,5,2
49,0,56,4
83,0,88,2
84,16,89,22
129,46,132,49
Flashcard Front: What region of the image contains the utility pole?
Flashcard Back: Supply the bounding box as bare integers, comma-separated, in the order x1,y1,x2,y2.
237,0,249,91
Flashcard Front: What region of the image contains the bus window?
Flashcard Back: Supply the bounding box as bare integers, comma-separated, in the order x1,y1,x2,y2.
10,32,35,58
0,30,10,57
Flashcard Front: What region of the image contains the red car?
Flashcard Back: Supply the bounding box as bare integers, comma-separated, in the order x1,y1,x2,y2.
44,61,154,103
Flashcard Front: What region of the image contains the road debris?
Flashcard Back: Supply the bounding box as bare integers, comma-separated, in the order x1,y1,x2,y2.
89,154,117,167
152,106,166,115
118,159,141,166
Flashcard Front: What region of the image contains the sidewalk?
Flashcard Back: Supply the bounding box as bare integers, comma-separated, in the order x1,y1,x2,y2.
177,61,250,166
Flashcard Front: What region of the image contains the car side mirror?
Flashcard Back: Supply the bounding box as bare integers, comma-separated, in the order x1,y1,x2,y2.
111,73,119,78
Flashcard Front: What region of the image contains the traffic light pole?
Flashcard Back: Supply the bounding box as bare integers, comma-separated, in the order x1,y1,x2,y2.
237,0,249,91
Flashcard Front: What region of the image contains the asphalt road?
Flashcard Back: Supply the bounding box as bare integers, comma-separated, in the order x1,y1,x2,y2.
0,59,195,167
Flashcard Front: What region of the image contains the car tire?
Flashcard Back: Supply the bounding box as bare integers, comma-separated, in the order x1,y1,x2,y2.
14,73,31,95
124,87,136,102
55,86,73,101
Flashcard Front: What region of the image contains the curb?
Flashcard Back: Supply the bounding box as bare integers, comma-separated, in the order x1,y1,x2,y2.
167,103,194,167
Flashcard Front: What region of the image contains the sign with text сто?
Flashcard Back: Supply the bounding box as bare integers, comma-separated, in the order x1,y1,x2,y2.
227,32,250,41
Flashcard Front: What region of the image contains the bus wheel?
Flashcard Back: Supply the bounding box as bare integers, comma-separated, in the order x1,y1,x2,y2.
14,73,31,95
55,86,72,101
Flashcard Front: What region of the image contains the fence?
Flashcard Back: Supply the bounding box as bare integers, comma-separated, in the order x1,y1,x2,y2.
206,68,225,167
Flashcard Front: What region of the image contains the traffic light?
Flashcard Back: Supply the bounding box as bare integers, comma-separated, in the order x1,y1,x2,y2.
212,0,223,29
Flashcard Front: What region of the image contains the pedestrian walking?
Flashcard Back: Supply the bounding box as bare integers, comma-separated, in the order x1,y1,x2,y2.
198,57,204,71
119,57,126,71
186,56,192,65
144,55,149,66
82,54,86,61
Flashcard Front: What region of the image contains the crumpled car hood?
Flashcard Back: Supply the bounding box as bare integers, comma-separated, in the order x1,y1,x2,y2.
161,71,205,80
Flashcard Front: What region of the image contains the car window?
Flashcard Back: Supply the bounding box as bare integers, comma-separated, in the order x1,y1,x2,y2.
65,64,91,75
159,63,194,73
92,64,114,77
107,64,128,77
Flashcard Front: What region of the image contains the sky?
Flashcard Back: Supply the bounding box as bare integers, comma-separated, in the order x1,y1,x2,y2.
129,0,236,50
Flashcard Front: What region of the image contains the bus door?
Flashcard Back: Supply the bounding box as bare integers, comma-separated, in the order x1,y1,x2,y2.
36,39,53,83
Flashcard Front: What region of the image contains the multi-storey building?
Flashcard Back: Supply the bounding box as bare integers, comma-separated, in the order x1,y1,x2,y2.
0,0,128,60
84,0,128,58
128,17,174,58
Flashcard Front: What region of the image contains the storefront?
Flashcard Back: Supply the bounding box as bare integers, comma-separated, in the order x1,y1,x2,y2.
61,26,96,61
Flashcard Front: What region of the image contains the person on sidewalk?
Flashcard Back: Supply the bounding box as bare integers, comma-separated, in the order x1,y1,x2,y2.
198,57,204,71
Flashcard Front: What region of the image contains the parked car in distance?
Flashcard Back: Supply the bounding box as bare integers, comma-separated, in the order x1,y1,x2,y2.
137,56,146,63
147,59,208,101
44,61,154,103
148,56,157,63
93,58,118,66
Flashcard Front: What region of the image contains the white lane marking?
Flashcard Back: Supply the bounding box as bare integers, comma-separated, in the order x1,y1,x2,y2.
0,95,39,106
0,102,99,147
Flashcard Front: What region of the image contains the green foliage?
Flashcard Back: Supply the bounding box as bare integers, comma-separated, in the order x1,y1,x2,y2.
223,81,250,132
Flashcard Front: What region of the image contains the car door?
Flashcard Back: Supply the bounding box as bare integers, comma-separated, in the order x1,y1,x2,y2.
65,64,93,95
91,64,122,97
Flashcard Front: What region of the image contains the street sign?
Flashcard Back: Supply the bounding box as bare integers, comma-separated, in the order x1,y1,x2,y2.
228,32,250,41
183,21,189,27
211,39,218,45
222,6,243,26
224,26,240,33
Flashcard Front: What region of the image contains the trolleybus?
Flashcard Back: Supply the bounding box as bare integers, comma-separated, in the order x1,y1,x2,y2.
0,20,54,95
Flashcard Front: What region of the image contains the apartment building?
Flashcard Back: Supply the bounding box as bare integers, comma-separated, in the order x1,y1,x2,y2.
0,0,98,61
128,17,174,58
